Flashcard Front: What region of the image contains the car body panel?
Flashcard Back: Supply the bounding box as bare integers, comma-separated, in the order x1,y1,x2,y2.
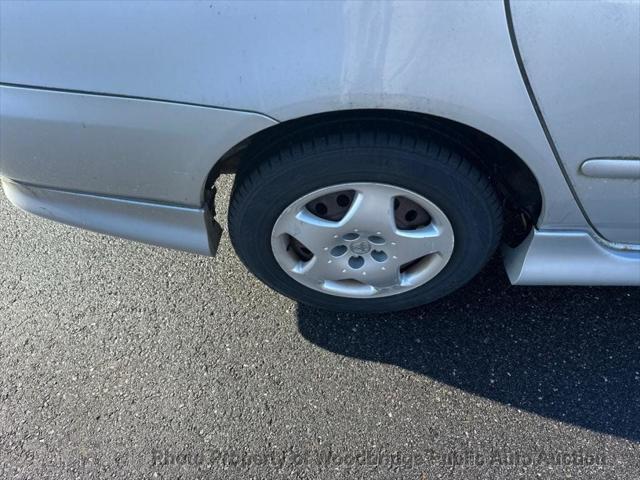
0,86,276,206
0,0,586,230
0,1,638,283
510,0,640,243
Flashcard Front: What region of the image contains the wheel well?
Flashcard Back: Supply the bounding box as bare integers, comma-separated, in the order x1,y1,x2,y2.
206,109,542,246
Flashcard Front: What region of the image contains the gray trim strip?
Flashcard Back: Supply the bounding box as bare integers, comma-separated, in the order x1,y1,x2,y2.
0,81,280,122
2,178,218,256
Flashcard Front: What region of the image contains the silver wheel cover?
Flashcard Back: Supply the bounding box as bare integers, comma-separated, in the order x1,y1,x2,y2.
271,183,455,298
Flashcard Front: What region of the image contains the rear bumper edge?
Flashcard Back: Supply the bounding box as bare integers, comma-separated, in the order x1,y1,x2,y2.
1,178,219,256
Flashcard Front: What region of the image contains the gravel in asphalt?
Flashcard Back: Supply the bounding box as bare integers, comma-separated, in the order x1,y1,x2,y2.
1,176,639,479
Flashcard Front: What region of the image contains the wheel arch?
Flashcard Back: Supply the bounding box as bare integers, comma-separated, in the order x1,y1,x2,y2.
206,109,543,246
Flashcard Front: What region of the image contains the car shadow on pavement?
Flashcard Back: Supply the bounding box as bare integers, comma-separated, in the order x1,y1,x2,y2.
296,256,640,442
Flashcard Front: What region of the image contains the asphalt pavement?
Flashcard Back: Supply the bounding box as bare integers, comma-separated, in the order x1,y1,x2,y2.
1,176,639,479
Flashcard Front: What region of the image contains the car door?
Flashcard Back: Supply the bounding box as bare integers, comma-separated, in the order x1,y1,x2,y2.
509,0,640,244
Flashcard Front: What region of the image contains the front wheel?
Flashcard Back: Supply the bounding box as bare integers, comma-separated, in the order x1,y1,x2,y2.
228,129,502,312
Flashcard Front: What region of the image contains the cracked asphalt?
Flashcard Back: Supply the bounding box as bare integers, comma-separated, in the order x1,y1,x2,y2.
1,176,639,479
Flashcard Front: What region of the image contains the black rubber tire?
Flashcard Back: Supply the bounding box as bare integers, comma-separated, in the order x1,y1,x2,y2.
228,128,502,312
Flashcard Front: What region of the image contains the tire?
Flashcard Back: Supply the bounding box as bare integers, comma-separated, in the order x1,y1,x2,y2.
228,128,502,312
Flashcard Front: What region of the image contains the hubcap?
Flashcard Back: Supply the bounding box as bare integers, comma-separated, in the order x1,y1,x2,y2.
271,182,455,298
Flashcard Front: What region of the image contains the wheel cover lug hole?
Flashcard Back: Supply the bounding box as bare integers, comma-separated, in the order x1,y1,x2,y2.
348,256,365,269
330,245,348,257
368,235,385,245
371,250,388,263
343,232,360,241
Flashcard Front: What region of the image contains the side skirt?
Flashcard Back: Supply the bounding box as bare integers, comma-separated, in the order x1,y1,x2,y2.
504,229,640,286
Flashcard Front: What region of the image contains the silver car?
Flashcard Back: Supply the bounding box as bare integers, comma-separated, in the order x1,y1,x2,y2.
1,1,639,312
